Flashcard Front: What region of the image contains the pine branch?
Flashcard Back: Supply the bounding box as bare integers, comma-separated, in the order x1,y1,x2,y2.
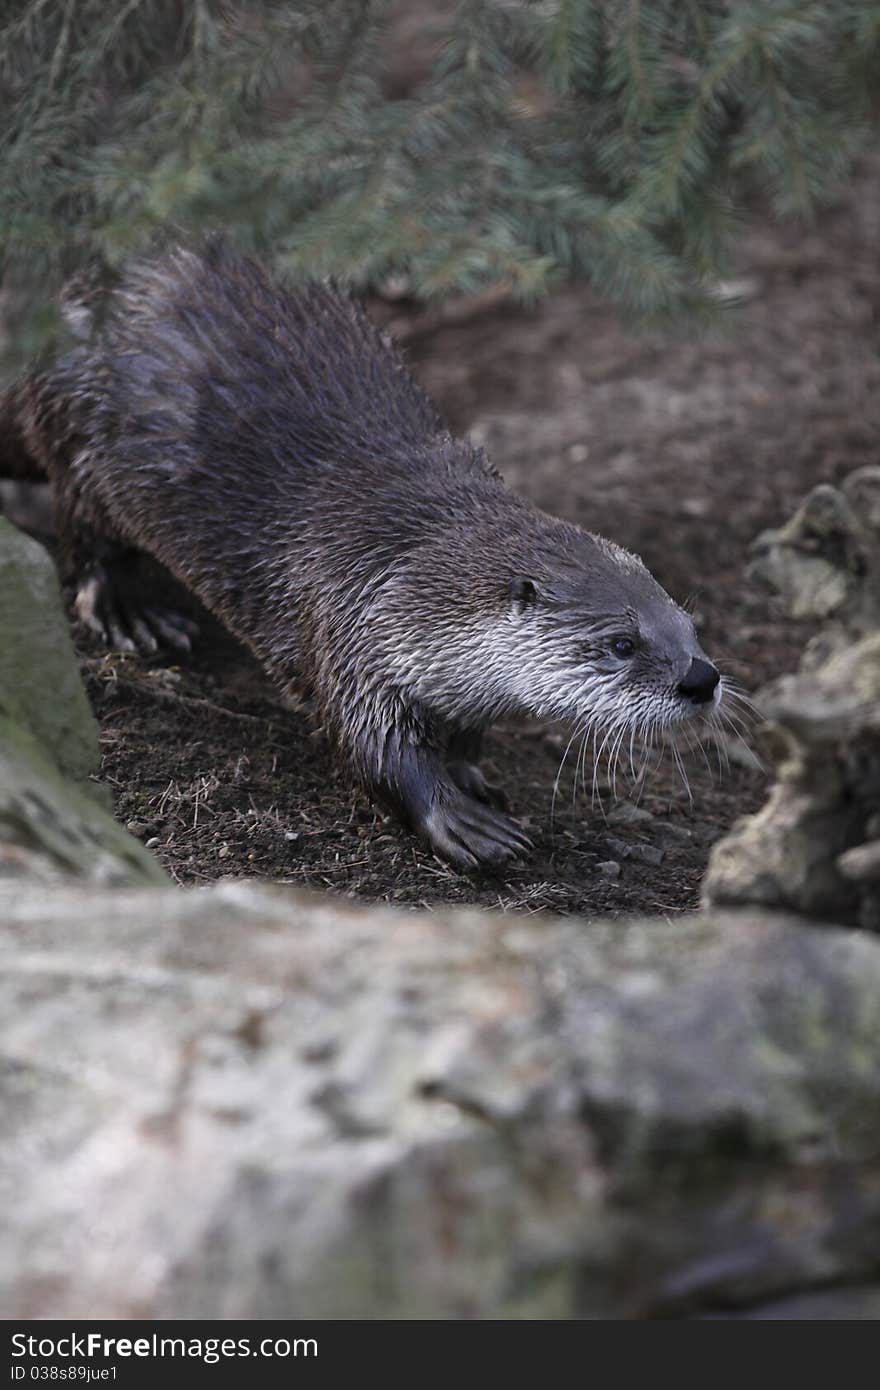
2,0,880,364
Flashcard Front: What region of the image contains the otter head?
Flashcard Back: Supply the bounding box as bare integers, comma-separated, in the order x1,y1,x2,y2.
497,527,720,737
382,513,720,746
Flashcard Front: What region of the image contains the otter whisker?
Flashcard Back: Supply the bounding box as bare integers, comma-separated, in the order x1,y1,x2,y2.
711,705,766,772
631,714,660,804
591,720,620,816
587,724,605,812
712,694,753,742
682,719,716,782
704,716,729,778
719,712,755,752
581,723,598,813
714,710,734,777
568,715,597,819
607,728,620,802
669,735,694,807
622,715,639,795
551,718,590,827
633,722,656,789
719,678,762,719
628,712,656,804
610,722,629,801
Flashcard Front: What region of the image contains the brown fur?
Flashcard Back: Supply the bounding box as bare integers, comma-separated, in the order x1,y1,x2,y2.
0,242,720,868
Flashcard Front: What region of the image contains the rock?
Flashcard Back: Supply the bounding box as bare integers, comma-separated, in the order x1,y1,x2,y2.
0,720,167,884
749,484,867,626
0,519,166,886
629,843,664,867
607,803,655,826
843,466,880,548
0,518,99,786
658,822,694,844
703,722,862,922
601,836,630,859
1,882,879,1320
705,470,880,929
837,841,880,883
748,466,880,659
596,860,621,879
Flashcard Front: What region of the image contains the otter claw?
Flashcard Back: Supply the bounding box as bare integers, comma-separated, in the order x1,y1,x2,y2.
143,607,200,653
74,565,198,656
423,792,532,871
75,569,136,651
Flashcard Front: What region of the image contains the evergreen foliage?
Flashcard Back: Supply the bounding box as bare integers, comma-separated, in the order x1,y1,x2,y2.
2,0,879,358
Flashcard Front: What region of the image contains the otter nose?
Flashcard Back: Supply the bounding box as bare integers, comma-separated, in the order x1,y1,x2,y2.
677,657,720,705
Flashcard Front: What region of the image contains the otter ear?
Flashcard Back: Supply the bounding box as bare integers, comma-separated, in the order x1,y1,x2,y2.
509,576,539,609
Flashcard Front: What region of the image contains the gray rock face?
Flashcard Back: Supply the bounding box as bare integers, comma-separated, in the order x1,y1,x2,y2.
0,719,168,884
704,467,880,928
0,517,99,784
749,469,880,649
0,518,166,884
2,880,879,1320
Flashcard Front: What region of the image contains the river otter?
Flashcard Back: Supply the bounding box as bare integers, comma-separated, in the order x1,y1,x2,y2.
0,242,722,868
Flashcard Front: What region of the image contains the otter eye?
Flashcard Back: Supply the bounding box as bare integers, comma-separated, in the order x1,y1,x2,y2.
509,577,538,608
612,637,636,659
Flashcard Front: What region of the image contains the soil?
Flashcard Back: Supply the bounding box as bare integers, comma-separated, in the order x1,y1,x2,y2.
16,165,880,916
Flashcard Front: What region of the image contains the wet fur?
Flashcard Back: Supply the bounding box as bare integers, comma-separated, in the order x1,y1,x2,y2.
0,241,719,868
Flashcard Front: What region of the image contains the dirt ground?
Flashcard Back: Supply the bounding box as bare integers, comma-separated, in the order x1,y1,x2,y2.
14,164,880,916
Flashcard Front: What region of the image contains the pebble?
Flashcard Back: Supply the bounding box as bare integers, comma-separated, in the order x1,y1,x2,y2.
658,823,693,843
837,841,880,883
125,819,159,840
602,836,630,860
607,803,655,826
629,843,664,867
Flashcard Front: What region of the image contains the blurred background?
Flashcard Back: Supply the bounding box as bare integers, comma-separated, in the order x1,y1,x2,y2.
2,0,879,355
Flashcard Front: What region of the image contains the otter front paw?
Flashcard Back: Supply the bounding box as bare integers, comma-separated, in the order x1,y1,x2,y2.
420,789,532,870
373,739,530,871
75,563,199,654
